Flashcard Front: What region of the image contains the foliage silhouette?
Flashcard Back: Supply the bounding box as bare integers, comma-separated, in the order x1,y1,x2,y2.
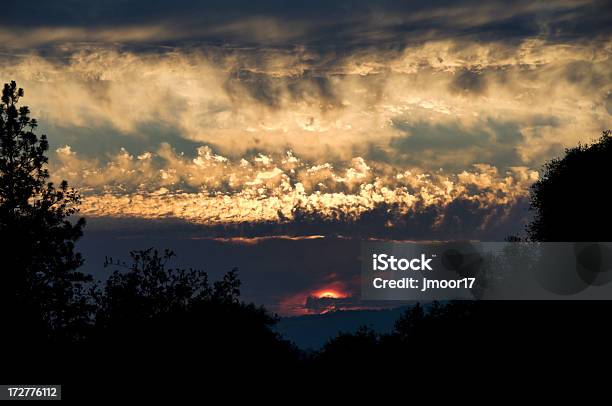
528,129,612,241
316,326,381,369
90,248,301,387
0,81,92,347
314,299,611,375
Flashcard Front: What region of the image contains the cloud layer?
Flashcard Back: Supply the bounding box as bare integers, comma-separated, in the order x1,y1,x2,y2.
2,1,610,48
1,1,609,238
51,143,536,240
3,39,609,167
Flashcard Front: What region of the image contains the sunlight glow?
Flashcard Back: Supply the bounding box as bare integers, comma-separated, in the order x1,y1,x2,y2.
314,290,345,299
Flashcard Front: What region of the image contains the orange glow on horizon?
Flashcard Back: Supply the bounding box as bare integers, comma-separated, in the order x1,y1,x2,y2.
313,289,346,299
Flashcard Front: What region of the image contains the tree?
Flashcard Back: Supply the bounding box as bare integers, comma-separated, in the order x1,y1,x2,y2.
0,81,92,343
316,326,380,369
96,248,233,329
92,248,301,383
393,302,426,342
528,129,612,241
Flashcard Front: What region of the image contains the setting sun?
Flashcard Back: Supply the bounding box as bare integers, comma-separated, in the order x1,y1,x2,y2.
314,290,345,299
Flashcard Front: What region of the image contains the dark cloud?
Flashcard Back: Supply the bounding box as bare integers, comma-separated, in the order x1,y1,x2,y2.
223,70,341,110
565,61,610,89
230,71,284,108
302,295,393,313
43,122,204,161
389,120,526,170
361,142,391,163
3,0,610,50
451,69,487,94
435,197,531,240
81,193,531,241
286,75,340,108
391,121,491,152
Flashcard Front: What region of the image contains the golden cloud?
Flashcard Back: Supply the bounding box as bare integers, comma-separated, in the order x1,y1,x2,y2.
53,144,537,226
2,39,609,168
1,37,608,231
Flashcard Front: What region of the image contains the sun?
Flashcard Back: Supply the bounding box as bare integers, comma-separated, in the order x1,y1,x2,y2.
314,289,344,299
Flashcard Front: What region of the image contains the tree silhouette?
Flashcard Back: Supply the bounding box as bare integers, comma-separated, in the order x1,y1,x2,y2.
96,248,242,329
0,81,92,344
90,248,302,386
392,302,426,342
316,326,380,370
528,129,612,241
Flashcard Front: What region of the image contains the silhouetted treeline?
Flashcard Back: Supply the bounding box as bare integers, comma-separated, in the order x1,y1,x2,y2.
314,300,611,374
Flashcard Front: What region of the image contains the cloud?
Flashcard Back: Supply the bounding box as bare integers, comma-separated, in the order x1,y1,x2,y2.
1,7,608,241
451,69,488,94
2,1,609,49
0,26,178,49
0,38,608,171
52,143,537,240
389,120,527,170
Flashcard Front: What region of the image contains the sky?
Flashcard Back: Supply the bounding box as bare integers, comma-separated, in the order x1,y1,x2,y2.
2,0,611,315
